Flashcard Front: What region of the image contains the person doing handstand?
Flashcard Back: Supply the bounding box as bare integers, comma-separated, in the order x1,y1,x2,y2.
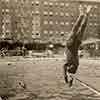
63,6,92,87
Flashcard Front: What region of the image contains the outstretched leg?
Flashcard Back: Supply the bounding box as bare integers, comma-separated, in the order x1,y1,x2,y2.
66,6,85,48
77,6,92,41
67,6,84,41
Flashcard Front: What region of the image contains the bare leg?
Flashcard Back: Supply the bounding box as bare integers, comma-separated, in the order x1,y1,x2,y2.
77,6,92,41
68,14,84,41
63,64,68,83
68,6,84,41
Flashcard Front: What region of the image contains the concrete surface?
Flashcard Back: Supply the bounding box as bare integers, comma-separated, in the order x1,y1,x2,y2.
0,57,100,100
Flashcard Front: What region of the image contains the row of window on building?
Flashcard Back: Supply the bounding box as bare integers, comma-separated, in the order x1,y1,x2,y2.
15,0,68,7
43,1,98,9
0,0,100,41
43,11,99,17
43,20,98,26
1,9,99,20
43,20,69,25
43,30,68,35
1,0,99,8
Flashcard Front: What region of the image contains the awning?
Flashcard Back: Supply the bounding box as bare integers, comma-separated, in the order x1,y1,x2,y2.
82,38,100,45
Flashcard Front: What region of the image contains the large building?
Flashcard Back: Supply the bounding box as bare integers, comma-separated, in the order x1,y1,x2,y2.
0,0,12,39
0,0,100,45
40,0,100,44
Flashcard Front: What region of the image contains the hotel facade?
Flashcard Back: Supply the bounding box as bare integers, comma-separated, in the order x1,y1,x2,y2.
0,0,100,45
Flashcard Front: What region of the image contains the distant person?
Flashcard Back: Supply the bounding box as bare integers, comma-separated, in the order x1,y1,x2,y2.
63,6,92,87
1,48,5,58
22,46,27,56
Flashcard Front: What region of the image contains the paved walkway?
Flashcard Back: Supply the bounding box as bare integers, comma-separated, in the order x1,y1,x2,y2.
77,59,100,93
0,57,100,100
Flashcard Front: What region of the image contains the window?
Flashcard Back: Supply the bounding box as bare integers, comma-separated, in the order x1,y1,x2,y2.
65,32,69,34
94,14,97,17
55,12,58,15
72,22,74,25
32,1,34,5
60,12,64,16
90,14,93,17
44,1,48,6
55,2,58,6
44,30,48,34
44,11,48,15
49,21,53,25
65,22,69,25
35,0,39,5
5,0,9,2
5,19,10,23
5,9,9,13
6,29,10,33
2,9,4,13
49,2,53,6
49,11,53,16
61,31,64,33
32,11,34,15
89,23,93,26
60,22,64,25
65,13,69,16
65,3,69,7
60,2,64,7
2,24,5,29
49,30,53,34
94,23,98,26
55,31,58,34
43,20,48,25
79,4,82,9
2,9,4,15
55,21,58,25
35,11,39,14
1,34,5,38
61,31,64,36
